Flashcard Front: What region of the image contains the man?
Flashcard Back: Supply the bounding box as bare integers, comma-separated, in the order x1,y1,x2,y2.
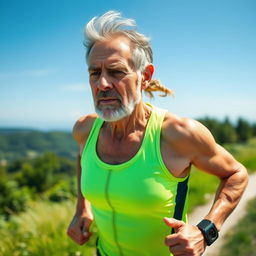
67,11,248,256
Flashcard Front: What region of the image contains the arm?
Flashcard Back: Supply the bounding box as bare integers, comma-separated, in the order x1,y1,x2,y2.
164,119,248,255
74,154,93,217
67,114,96,245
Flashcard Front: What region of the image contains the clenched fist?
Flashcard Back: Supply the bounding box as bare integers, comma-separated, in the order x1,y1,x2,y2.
67,213,94,245
163,217,206,256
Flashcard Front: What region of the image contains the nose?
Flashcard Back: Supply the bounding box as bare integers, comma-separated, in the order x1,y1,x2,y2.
97,74,112,91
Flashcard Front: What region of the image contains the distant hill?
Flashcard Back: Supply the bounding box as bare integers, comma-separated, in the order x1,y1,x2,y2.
0,128,77,162
0,128,37,134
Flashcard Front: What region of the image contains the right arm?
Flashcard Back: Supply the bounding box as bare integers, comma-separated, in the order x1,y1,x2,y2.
67,114,97,245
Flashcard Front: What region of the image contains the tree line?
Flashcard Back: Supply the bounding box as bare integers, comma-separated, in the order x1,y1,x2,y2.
197,116,256,144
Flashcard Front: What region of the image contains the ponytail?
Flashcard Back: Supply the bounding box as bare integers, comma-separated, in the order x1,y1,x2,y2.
144,79,174,99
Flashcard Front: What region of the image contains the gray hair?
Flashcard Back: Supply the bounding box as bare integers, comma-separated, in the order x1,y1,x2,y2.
84,11,153,72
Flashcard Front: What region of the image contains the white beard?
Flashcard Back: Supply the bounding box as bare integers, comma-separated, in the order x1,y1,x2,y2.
95,78,142,122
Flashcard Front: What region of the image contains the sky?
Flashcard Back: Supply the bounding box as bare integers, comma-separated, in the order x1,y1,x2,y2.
0,0,255,131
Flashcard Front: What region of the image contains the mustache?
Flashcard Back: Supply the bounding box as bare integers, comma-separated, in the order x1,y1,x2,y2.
96,90,121,100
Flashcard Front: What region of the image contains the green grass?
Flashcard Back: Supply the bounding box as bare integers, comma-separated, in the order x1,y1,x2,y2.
224,138,256,172
221,197,256,256
0,199,97,256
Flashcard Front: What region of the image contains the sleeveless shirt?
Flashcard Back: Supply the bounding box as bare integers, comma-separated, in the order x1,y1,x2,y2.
81,105,189,256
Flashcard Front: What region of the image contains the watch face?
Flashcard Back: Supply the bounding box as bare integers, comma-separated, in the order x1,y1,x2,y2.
208,227,218,241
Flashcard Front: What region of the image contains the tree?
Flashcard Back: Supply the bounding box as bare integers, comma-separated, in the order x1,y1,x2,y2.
16,153,60,193
0,168,31,218
236,118,253,142
218,117,237,144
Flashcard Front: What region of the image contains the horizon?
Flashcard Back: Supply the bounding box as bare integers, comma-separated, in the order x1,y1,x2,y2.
0,113,255,132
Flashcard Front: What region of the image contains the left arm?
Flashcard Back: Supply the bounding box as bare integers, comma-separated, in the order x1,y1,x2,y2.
164,119,248,256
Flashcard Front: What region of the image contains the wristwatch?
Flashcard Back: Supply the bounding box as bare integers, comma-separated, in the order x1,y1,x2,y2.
197,219,219,246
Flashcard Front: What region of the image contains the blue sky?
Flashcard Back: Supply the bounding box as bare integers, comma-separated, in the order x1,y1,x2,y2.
0,0,255,130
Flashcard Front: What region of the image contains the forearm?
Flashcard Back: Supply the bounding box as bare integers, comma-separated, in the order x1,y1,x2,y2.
75,155,93,217
204,164,248,230
76,194,92,216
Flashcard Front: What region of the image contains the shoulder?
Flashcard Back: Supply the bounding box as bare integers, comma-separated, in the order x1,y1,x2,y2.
72,113,98,145
162,112,217,154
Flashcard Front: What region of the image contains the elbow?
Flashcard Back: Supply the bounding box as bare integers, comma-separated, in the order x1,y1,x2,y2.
236,164,249,190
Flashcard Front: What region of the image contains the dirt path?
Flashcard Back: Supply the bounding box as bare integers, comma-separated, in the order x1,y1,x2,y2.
188,172,256,256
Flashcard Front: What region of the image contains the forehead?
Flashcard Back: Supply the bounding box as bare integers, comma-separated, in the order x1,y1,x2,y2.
88,36,134,67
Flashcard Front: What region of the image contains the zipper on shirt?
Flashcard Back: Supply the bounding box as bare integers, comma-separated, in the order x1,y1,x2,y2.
105,169,124,256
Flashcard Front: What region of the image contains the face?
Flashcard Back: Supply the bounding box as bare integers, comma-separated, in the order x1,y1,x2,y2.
88,36,142,122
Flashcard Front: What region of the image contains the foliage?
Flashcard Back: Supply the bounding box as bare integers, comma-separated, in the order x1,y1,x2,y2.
0,168,32,218
43,178,77,202
0,153,76,219
221,197,256,256
235,117,254,142
224,138,256,172
0,200,97,256
197,116,256,145
0,129,77,162
15,153,61,193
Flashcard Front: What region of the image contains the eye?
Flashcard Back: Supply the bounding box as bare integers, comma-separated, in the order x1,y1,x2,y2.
108,70,125,77
89,71,101,77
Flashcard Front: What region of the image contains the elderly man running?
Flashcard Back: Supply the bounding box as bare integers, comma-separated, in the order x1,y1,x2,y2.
67,11,248,256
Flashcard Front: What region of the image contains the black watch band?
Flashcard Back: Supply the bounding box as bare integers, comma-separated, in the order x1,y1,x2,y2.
197,219,219,246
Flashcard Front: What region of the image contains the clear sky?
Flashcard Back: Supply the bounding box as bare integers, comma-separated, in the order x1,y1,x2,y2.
0,0,255,130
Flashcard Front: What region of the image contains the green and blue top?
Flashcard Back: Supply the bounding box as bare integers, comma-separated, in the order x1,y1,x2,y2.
81,105,189,256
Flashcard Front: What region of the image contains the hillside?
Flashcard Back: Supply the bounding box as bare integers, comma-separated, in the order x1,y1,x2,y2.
0,128,77,162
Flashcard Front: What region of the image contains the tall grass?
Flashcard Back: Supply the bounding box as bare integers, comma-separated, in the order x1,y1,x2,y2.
221,197,256,256
0,199,97,256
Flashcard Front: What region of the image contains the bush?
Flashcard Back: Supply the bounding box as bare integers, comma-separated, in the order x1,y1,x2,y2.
44,178,76,202
0,178,32,219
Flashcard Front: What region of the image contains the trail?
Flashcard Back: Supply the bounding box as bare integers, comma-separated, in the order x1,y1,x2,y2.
188,172,256,256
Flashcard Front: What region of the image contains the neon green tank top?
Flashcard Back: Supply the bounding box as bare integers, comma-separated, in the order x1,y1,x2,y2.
81,105,189,256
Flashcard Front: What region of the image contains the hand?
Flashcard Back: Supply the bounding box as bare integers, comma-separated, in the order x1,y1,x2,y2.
67,213,93,245
163,217,206,256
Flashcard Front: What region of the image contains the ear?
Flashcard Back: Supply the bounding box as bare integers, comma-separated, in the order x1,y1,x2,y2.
141,64,154,89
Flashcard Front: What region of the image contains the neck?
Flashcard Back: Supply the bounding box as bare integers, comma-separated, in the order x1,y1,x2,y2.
104,101,152,140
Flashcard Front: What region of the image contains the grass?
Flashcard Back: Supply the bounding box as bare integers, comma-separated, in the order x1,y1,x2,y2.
0,199,97,256
224,138,256,172
221,197,256,256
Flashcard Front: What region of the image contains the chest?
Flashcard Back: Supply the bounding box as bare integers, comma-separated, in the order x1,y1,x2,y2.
96,130,144,164
96,130,191,177
81,157,176,215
